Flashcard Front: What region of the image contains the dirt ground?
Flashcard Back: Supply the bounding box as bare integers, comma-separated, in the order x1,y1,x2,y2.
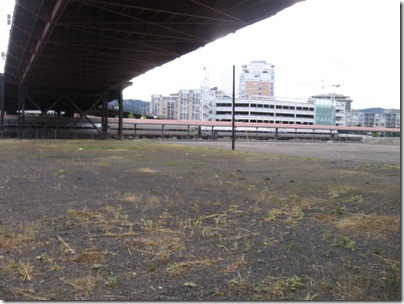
0,139,400,300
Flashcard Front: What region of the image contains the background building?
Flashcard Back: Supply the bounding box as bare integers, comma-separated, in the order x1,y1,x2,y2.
150,89,347,126
239,60,275,98
214,95,347,125
151,89,203,120
176,89,201,120
150,87,226,120
215,96,315,124
150,94,178,119
150,61,399,129
309,93,352,126
309,93,353,112
349,109,400,128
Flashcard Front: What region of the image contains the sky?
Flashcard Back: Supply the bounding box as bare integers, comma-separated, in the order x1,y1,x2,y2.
0,0,400,110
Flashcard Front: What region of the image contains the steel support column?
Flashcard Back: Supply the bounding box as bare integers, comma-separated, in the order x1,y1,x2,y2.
18,87,27,139
118,88,123,140
101,90,109,139
0,74,4,138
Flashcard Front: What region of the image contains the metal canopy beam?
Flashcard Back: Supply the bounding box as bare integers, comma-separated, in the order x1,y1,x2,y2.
4,0,303,117
20,0,70,86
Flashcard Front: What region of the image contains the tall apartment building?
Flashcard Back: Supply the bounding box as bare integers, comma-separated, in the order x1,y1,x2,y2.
150,88,226,120
176,89,201,120
150,89,202,120
382,109,401,128
239,60,275,98
150,94,177,119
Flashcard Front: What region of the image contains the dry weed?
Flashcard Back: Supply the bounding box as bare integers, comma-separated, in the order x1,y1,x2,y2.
17,261,34,281
167,259,216,276
73,251,107,264
137,167,157,174
0,231,33,250
121,193,142,203
60,275,96,294
336,214,399,234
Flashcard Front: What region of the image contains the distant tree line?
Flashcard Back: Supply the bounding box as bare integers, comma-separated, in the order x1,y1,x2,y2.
108,99,150,116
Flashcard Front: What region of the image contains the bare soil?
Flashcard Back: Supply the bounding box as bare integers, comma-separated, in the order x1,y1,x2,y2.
0,139,400,300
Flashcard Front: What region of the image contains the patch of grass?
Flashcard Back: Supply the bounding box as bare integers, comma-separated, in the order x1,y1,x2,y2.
290,206,304,218
263,236,279,248
328,186,354,198
265,209,282,221
287,243,299,251
130,234,186,264
183,281,197,288
105,276,117,288
228,278,240,286
289,194,298,203
287,275,303,291
363,163,400,171
339,236,357,251
334,206,346,215
167,262,179,274
141,218,154,231
346,195,363,203
267,275,304,300
147,195,162,204
265,205,304,223
229,204,239,212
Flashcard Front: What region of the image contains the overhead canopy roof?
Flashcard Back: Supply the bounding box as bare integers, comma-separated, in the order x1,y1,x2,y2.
4,0,302,112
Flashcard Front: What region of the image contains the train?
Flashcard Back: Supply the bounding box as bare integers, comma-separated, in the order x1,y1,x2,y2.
109,124,356,141
1,115,372,141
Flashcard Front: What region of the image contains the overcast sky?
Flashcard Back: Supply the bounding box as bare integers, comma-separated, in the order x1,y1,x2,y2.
0,0,400,110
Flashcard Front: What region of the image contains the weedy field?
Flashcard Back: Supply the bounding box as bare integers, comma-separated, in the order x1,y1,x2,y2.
0,139,400,300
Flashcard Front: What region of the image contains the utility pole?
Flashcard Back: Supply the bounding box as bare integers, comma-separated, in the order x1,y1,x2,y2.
232,65,235,150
